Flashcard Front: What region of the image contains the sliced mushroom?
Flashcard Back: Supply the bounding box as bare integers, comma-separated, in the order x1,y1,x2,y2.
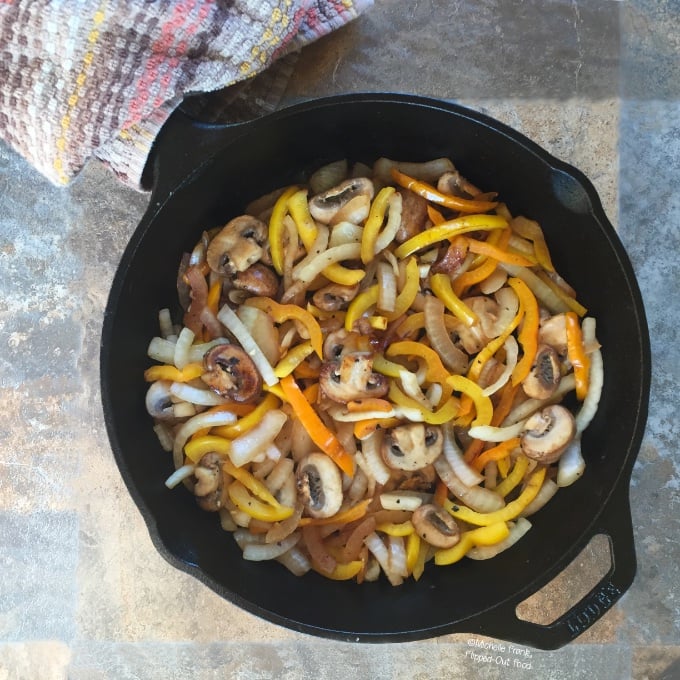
431,239,468,276
145,380,175,420
437,169,482,198
232,263,279,297
395,188,428,243
206,215,268,276
194,452,227,512
392,464,437,492
520,405,576,464
201,343,262,403
381,424,443,471
538,313,568,358
296,452,343,518
308,178,375,224
522,344,562,399
411,503,461,549
312,282,360,311
323,329,362,361
319,353,388,403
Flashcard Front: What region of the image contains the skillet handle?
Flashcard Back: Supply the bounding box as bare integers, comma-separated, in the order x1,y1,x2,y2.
140,107,248,200
468,486,636,650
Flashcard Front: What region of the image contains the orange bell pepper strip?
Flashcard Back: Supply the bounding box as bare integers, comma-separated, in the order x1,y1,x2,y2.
427,204,446,225
144,362,204,383
508,277,540,386
298,498,371,527
433,478,449,506
206,280,222,316
390,168,499,213
353,416,402,440
464,236,534,267
268,185,300,275
565,311,591,400
347,398,393,413
280,374,355,477
430,273,479,327
471,437,521,472
245,296,323,359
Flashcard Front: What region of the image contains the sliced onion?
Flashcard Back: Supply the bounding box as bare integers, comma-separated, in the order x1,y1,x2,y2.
501,263,570,314
243,532,301,561
373,157,455,183
329,221,363,246
503,373,576,426
482,335,518,397
309,159,348,194
172,402,197,419
173,327,195,369
377,261,397,313
169,382,226,406
479,267,507,294
264,457,295,495
576,317,603,434
442,424,483,486
466,518,532,560
379,491,428,512
277,545,312,576
365,532,403,586
374,193,403,254
172,409,238,468
388,535,408,579
521,478,559,516
233,528,265,549
237,304,280,366
164,464,195,489
433,456,504,512
292,242,362,285
217,304,278,386
265,502,302,545
468,421,526,443
230,410,288,467
360,430,391,485
218,507,238,532
557,437,586,487
153,423,174,452
399,369,431,409
159,308,174,339
292,225,329,272
424,295,468,374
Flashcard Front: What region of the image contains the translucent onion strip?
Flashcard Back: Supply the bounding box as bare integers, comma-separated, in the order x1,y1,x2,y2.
230,410,288,467
482,335,518,397
172,410,238,469
373,193,403,254
575,317,603,434
173,327,195,369
442,424,484,487
147,336,229,365
468,421,526,443
377,261,397,313
466,518,532,560
164,464,195,489
521,478,559,515
242,532,301,561
277,545,312,576
433,456,504,512
423,295,468,374
292,243,362,284
557,438,586,487
169,382,227,406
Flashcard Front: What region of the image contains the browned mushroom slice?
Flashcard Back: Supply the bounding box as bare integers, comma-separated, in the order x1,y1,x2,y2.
232,263,279,297
411,503,461,549
206,215,268,276
312,283,360,312
522,344,562,399
436,170,482,198
296,452,343,519
308,178,375,224
322,329,362,361
201,343,262,403
381,424,443,471
520,405,576,464
319,353,388,403
538,313,568,358
395,188,428,243
194,452,227,511
145,380,175,420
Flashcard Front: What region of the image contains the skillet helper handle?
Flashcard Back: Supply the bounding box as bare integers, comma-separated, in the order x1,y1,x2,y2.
470,487,636,650
141,107,246,199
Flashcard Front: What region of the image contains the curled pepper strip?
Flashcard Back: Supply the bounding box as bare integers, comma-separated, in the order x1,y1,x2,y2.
390,168,499,213
376,521,415,536
434,522,511,565
228,480,294,522
386,257,420,321
183,434,230,464
345,285,379,331
386,341,450,384
280,374,355,477
444,466,547,526
388,382,460,424
269,185,300,275
299,498,372,527
430,273,479,327
494,454,530,497
508,277,540,385
471,437,521,472
212,392,281,439
446,375,493,428
274,340,314,378
464,236,534,267
394,214,508,259
144,362,204,383
565,311,591,400
361,186,395,264
511,216,555,272
245,296,323,359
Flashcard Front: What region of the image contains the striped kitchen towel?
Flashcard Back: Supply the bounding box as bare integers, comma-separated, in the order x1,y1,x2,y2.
0,0,371,188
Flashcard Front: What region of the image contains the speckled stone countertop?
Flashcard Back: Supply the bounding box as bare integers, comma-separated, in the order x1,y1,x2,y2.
1,1,679,678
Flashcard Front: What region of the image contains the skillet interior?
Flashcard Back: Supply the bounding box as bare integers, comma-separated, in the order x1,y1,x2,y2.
101,94,649,644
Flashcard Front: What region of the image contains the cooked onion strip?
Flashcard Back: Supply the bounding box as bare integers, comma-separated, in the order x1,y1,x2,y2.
172,410,238,469
292,243,362,284
466,518,532,560
433,456,504,512
169,382,226,406
243,532,301,561
442,424,483,487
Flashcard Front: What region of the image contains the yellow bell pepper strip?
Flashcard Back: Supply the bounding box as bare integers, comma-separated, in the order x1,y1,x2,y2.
464,236,534,267
227,480,294,522
361,186,396,264
536,271,588,317
390,168,499,213
494,454,530,497
245,296,323,359
298,498,371,527
372,354,408,379
212,392,281,439
280,374,355,477
510,216,555,272
430,273,478,327
385,257,420,321
471,437,521,472
386,341,450,385
406,531,421,575
496,455,511,479
446,375,493,427
273,340,314,378
262,382,287,401
508,277,540,385
314,560,364,581
288,188,365,286
444,466,547,526
388,382,460,424
144,362,204,383
434,522,511,565
353,416,402,441
394,214,508,259
183,434,230,463
368,315,388,330
565,311,591,400
345,284,379,331
269,185,300,275
376,520,415,537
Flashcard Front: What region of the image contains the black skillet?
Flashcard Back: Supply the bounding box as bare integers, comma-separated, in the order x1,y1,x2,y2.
100,93,650,649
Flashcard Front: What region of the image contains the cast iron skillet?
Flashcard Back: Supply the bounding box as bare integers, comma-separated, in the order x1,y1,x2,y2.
101,93,650,649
